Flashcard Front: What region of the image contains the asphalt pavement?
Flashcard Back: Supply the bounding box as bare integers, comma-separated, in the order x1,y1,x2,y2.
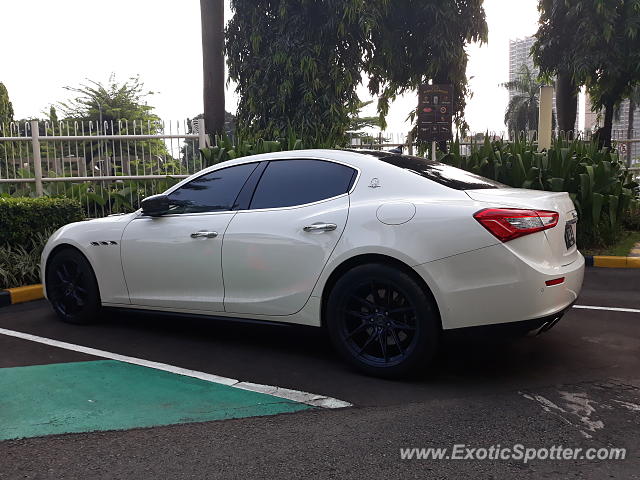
1,267,639,479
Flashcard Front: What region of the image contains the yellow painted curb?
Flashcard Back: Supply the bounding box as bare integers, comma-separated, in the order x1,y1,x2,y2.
593,256,640,268
8,284,44,304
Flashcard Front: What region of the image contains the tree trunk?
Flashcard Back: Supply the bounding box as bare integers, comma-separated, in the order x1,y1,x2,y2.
555,72,578,137
627,97,635,167
200,0,225,137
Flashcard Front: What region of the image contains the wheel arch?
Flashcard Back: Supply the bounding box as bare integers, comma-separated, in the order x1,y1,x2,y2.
44,243,101,301
320,253,442,329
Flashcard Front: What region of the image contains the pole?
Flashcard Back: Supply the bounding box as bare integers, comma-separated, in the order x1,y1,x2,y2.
30,120,43,197
197,117,207,151
407,131,414,156
538,85,554,151
431,140,437,162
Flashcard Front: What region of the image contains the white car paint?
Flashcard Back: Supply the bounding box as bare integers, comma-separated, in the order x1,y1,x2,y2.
41,149,584,330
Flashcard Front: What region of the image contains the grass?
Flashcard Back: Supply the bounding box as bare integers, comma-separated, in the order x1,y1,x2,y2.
581,230,640,257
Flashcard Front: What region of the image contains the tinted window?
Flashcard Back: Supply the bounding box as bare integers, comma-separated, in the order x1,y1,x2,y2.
374,153,504,190
168,163,258,214
250,159,356,209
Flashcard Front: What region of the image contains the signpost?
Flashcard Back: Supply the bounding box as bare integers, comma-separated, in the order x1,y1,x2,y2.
417,84,453,160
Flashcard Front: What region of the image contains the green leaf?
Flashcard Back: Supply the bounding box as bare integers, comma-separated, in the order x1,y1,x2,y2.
592,193,604,225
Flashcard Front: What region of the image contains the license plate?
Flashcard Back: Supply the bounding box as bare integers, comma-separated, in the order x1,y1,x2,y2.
564,223,575,249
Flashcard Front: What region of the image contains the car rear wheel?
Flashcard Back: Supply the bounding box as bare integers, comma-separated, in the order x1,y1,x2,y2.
326,263,439,378
46,248,101,324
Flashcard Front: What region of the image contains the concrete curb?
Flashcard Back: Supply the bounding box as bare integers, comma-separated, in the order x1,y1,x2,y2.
0,284,44,307
584,256,640,269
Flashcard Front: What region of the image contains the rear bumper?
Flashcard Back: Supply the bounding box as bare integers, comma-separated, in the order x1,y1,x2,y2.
413,244,585,330
443,304,572,339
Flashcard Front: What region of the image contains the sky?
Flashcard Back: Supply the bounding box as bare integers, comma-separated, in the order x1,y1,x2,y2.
1,0,541,135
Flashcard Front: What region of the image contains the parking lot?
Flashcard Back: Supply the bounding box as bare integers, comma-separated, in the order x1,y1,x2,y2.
1,267,639,479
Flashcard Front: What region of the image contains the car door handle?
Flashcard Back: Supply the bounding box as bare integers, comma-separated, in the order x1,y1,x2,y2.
303,223,337,232
190,231,218,239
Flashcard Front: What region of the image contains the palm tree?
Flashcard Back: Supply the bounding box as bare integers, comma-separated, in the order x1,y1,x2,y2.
502,64,542,139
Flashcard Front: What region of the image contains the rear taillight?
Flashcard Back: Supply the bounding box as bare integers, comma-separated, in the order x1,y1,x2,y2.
473,208,559,242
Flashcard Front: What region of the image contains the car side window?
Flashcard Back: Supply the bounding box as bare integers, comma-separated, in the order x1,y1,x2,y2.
167,162,258,214
249,159,356,209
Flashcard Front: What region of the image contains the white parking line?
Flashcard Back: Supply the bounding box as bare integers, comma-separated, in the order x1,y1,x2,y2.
573,305,640,314
0,327,352,409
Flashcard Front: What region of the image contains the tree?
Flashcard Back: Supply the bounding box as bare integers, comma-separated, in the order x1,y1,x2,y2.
0,82,14,127
365,0,487,135
532,0,580,134
0,82,14,166
226,0,371,146
59,75,168,172
226,1,487,146
534,0,640,148
60,75,160,129
347,101,383,136
502,65,542,137
200,0,226,136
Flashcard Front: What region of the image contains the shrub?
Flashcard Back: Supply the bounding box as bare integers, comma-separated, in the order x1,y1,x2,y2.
623,202,640,231
0,229,53,289
0,197,84,246
439,138,640,249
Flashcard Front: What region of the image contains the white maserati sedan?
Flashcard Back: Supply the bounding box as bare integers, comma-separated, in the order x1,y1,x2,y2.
41,149,584,376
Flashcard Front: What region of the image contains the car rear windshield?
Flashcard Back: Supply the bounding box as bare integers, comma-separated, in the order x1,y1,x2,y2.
361,152,504,190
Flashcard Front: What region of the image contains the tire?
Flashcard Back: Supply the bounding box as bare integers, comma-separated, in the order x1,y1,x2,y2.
45,248,101,325
326,263,439,378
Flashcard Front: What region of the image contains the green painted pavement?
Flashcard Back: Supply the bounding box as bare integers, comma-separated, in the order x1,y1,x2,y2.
0,360,312,440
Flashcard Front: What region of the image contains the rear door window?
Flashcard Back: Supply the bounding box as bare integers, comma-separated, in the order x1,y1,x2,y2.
249,159,356,209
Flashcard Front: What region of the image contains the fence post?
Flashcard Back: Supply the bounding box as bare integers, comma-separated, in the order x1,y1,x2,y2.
30,120,44,197
197,118,207,151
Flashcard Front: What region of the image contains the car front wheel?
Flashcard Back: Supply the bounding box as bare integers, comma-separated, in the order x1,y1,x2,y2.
46,248,101,324
326,263,439,378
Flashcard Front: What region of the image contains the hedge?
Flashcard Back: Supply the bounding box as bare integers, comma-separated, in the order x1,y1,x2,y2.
0,197,84,246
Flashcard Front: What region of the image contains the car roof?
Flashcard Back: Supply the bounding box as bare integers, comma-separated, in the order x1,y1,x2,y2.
197,149,392,174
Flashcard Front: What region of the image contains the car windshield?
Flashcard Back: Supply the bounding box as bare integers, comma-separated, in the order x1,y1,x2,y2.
353,151,505,190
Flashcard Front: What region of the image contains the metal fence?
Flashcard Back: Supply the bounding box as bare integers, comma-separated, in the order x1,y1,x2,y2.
0,119,206,217
1,122,638,218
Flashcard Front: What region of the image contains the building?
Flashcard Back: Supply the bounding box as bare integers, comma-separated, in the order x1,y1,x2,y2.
508,37,538,103
585,94,640,164
508,36,561,134
584,94,598,134
612,99,640,164
507,36,599,135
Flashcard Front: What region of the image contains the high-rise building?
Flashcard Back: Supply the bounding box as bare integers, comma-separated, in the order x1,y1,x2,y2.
508,36,561,132
612,99,640,163
584,94,598,133
508,37,537,102
584,94,639,163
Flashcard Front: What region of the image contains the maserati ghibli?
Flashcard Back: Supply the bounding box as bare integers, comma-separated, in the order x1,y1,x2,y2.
41,149,584,376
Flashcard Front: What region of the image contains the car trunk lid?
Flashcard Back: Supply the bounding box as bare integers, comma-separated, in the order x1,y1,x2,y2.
466,188,579,266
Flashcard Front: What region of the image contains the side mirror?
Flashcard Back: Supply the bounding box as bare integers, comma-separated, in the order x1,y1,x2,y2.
141,194,170,217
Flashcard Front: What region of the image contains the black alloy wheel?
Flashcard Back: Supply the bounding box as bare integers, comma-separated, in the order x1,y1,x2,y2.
326,263,439,377
46,248,101,324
